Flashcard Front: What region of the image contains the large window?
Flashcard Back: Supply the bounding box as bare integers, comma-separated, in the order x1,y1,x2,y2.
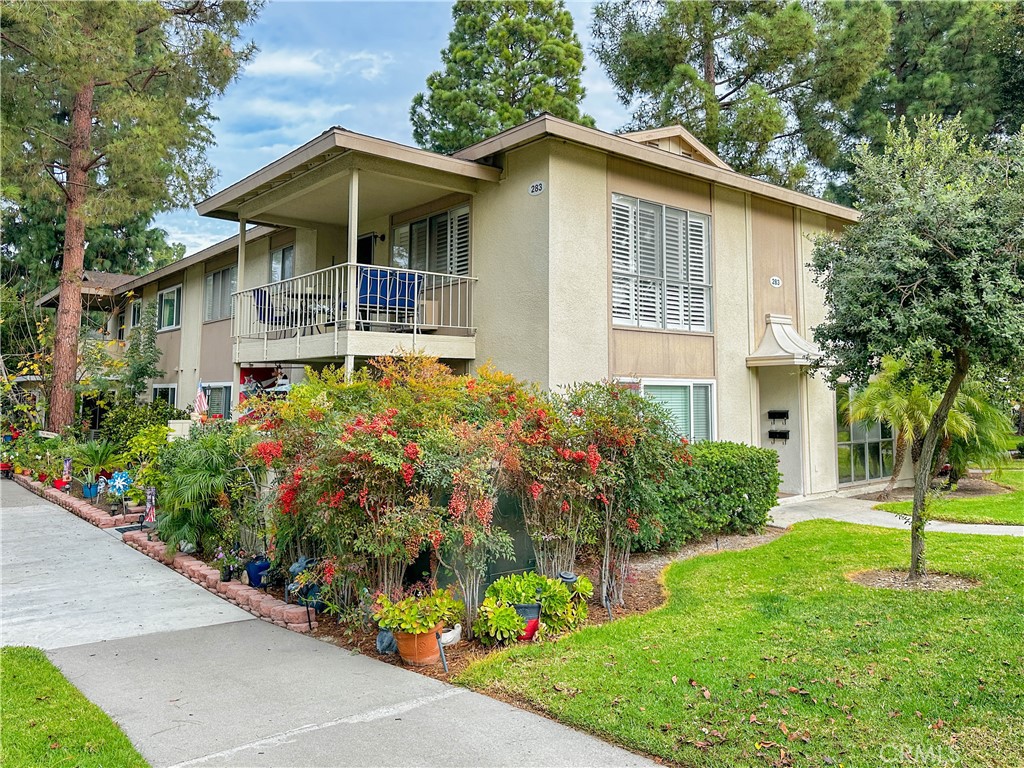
270,245,294,282
157,286,182,331
130,300,142,328
643,380,714,442
611,194,712,332
391,204,470,275
204,266,237,322
152,385,176,406
836,384,895,484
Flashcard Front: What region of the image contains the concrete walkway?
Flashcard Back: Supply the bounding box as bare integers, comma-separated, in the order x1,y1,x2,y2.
1,481,651,767
771,494,1023,537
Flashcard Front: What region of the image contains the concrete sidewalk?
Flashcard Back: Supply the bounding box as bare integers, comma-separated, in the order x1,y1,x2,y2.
771,494,1023,537
1,481,651,767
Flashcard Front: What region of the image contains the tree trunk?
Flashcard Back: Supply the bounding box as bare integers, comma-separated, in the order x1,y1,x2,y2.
909,349,971,580
49,79,95,431
701,19,719,152
878,431,908,499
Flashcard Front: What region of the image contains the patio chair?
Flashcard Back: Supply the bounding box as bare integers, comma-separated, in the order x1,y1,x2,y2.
356,267,391,330
252,287,294,337
387,271,422,329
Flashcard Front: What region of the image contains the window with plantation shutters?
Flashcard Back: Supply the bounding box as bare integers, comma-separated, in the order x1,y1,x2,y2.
611,194,712,332
642,381,714,441
391,204,471,276
204,266,236,322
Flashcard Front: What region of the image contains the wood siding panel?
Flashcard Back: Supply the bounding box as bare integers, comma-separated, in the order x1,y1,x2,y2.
610,329,714,379
607,157,711,214
751,196,798,345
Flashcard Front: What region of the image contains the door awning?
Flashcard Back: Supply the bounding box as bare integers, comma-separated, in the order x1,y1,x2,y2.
746,314,820,367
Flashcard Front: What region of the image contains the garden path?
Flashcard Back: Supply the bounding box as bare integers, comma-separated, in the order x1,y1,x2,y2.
771,494,1023,536
0,481,653,767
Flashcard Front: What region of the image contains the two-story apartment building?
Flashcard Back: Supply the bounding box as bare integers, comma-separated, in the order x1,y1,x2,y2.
65,115,902,497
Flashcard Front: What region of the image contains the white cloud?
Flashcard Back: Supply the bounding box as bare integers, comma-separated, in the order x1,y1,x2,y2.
245,48,394,82
225,96,354,126
245,49,329,78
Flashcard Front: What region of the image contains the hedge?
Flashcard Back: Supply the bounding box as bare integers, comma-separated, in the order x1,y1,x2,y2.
654,441,781,550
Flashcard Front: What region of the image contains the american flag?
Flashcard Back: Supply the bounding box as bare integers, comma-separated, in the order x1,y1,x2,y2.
194,380,209,414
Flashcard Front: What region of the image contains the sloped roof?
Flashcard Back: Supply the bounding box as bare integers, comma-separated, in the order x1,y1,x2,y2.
618,125,733,170
35,271,137,309
454,114,858,222
746,314,821,367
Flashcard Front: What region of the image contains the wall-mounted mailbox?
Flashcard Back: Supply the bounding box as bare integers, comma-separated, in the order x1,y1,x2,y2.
768,429,790,444
767,410,789,424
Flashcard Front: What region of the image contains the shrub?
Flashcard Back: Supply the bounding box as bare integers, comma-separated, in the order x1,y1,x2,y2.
1017,439,1024,456
658,442,780,547
100,399,187,453
473,597,526,646
484,571,590,634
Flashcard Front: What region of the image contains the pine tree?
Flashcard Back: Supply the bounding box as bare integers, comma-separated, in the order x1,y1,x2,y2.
591,0,891,187
411,0,594,154
829,0,1019,198
1,0,261,430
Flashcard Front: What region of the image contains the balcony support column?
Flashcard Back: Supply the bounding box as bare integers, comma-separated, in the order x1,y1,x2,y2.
231,217,247,410
345,169,359,381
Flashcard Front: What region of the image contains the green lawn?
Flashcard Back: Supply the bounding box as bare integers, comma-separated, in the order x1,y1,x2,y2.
458,521,1024,768
1,646,149,767
876,469,1024,525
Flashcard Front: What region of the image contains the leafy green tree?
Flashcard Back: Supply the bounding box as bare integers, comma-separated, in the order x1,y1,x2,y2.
591,0,891,186
829,0,1021,199
997,1,1024,137
1,197,183,291
411,0,594,154
1,0,261,431
810,117,1024,579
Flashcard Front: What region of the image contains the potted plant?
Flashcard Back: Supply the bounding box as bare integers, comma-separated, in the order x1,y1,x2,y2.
373,589,464,666
76,440,118,499
212,546,243,581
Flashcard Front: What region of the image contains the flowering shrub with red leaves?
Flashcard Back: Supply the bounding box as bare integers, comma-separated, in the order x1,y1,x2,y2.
563,381,682,610
243,354,716,617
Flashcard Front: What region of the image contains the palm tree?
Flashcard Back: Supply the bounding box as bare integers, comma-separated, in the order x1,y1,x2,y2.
848,357,985,498
848,357,932,499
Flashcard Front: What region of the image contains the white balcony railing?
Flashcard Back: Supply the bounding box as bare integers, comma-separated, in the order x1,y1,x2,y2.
232,263,476,346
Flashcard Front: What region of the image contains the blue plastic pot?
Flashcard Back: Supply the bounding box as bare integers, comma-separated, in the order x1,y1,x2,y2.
82,483,99,499
245,558,271,588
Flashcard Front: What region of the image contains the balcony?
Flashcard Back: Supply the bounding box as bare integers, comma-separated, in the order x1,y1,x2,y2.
231,263,476,365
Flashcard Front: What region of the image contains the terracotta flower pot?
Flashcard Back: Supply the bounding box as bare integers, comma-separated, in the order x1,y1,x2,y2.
394,623,443,666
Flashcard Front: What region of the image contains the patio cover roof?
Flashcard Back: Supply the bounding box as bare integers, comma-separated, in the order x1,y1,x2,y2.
35,271,137,311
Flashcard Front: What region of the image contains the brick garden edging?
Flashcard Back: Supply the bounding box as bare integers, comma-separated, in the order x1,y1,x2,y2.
10,474,319,633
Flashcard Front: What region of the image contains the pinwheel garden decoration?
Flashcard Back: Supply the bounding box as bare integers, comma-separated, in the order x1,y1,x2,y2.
109,470,132,516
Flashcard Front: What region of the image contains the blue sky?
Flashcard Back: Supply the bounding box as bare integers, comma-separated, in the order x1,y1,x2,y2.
156,0,630,252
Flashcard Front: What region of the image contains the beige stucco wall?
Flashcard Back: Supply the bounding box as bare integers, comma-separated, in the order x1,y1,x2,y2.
242,236,271,289
796,210,839,494
547,141,609,387
472,142,551,384
758,365,805,495
712,186,757,444
174,263,204,407
200,319,234,383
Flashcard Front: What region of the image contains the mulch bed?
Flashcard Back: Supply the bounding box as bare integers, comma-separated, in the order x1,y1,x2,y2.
846,568,979,592
311,527,788,681
857,476,1012,502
